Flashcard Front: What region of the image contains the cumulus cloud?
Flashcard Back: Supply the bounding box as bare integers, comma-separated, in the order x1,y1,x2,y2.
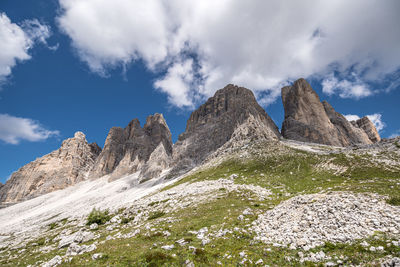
57,0,400,108
322,74,373,99
344,113,385,132
0,114,59,145
0,13,51,86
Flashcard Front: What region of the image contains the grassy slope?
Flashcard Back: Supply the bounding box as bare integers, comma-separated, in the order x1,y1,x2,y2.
1,142,399,266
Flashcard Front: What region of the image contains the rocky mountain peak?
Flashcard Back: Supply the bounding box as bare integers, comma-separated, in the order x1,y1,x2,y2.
0,132,101,205
281,78,379,147
73,131,86,140
89,113,172,181
172,84,281,173
350,116,381,143
185,84,262,133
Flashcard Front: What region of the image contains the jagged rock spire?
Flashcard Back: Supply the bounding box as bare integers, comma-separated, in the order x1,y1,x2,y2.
281,78,380,146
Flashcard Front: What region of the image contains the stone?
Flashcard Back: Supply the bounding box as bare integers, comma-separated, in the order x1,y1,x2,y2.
58,230,94,249
380,257,400,267
66,243,96,256
171,84,281,174
0,132,101,205
92,253,103,260
281,78,380,146
89,223,98,230
252,192,400,249
161,244,174,250
89,113,172,181
41,255,62,267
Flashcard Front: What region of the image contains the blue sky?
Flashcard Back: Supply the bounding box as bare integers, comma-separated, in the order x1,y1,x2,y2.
0,0,399,183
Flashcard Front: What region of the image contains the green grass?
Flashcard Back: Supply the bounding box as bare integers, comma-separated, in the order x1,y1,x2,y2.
387,197,400,206
147,211,166,220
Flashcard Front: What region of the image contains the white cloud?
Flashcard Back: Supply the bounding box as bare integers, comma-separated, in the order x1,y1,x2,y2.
0,13,51,86
322,74,373,99
389,130,400,139
343,114,361,122
0,114,59,145
57,0,400,107
154,58,196,108
344,113,385,132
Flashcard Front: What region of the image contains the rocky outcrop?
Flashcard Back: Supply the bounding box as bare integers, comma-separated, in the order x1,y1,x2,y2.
281,78,379,147
322,101,373,145
0,132,101,204
350,117,381,143
89,113,172,181
172,84,281,173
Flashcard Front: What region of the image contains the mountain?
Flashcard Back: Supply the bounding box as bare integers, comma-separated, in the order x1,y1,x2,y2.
350,116,381,143
281,78,380,146
171,84,281,173
88,113,173,181
0,132,101,205
0,80,384,206
1,81,400,266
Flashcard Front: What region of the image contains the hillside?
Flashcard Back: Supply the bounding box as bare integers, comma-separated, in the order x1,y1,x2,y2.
0,137,399,266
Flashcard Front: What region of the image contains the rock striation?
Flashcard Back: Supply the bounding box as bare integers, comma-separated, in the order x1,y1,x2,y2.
0,132,101,204
89,113,172,181
172,84,281,173
281,78,380,147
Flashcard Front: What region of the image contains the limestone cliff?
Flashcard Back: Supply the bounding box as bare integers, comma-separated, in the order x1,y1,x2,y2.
350,117,381,143
89,113,172,181
0,132,101,204
281,78,380,147
172,84,281,173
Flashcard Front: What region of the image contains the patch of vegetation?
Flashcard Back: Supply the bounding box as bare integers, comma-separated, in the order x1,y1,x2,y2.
48,222,58,230
387,197,400,206
36,237,46,246
147,211,166,220
120,216,135,224
86,208,111,225
395,141,400,149
142,250,173,266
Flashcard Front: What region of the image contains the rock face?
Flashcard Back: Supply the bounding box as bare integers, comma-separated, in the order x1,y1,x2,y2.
89,113,172,181
172,84,281,173
0,132,101,204
281,78,380,146
350,117,381,143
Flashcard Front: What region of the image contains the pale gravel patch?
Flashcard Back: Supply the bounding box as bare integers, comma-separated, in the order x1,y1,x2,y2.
251,192,400,250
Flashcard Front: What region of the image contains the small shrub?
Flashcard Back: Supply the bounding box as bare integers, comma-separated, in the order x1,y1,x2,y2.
387,197,400,206
121,216,134,224
148,211,166,220
86,208,111,225
36,237,46,246
395,141,400,149
48,222,57,230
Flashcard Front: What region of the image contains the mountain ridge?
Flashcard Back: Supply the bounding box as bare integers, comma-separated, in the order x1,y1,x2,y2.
0,79,382,205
